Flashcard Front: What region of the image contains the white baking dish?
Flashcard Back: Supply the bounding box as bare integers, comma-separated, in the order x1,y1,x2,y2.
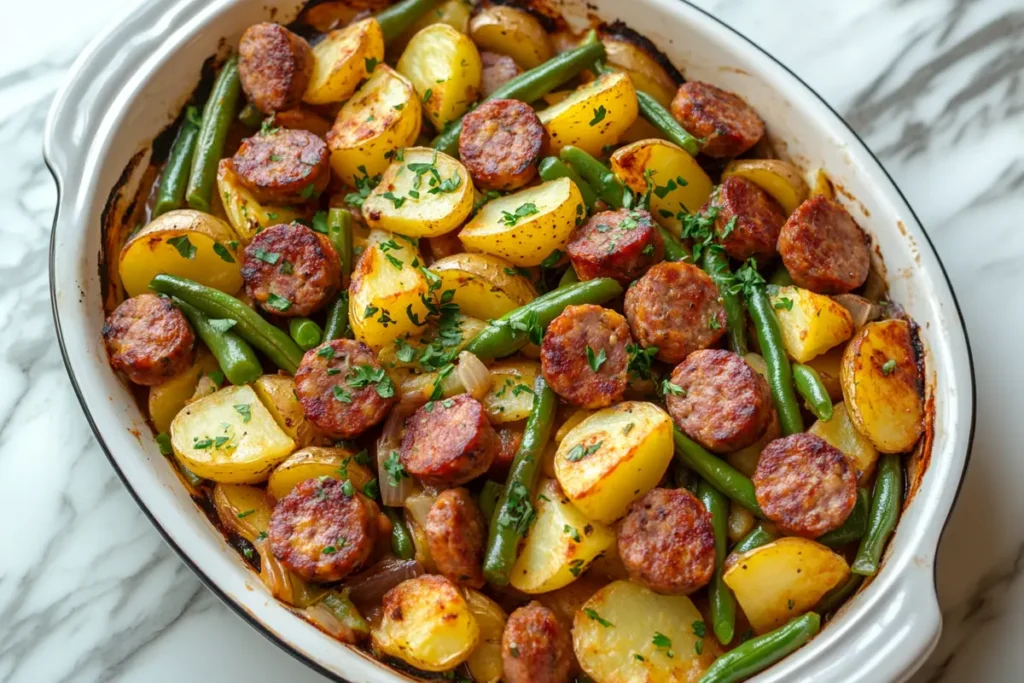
44,0,975,680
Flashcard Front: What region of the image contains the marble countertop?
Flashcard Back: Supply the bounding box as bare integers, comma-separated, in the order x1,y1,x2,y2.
2,0,1021,681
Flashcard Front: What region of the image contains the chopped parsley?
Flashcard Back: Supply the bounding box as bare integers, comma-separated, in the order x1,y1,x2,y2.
496,481,534,537
346,364,395,398
207,318,237,333
362,478,379,500
383,450,408,487
652,632,674,658
566,441,602,462
365,56,378,72
626,343,659,381
589,105,607,126
501,202,539,226
317,345,336,359
167,235,196,259
233,403,252,423
236,509,255,519
584,608,613,628
265,293,292,312
774,297,794,311
661,380,686,397
692,620,706,638
563,524,581,543
299,183,319,200
251,248,280,265
213,243,235,263
586,346,607,372
332,385,353,403
344,166,382,208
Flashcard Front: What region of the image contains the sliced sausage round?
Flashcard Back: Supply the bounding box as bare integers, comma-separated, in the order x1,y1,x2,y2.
231,128,330,205
617,488,716,595
294,339,397,439
541,304,632,409
481,51,522,98
778,195,871,294
501,602,574,683
753,433,858,538
665,349,774,454
566,208,664,284
103,294,195,386
670,81,765,158
704,176,786,263
242,222,341,317
400,394,497,487
268,478,380,582
459,99,546,191
238,23,314,114
623,262,727,365
425,487,487,588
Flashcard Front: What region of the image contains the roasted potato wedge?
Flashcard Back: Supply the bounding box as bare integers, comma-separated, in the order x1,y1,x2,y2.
252,375,325,448
304,17,384,105
465,589,507,683
574,580,714,683
119,209,243,297
349,231,431,350
511,478,615,593
554,401,674,524
267,446,375,500
809,401,879,479
397,24,482,129
430,253,537,320
395,0,472,50
840,319,925,453
170,385,295,483
769,285,854,363
482,359,542,424
327,65,421,186
610,139,714,237
601,36,678,108
372,575,480,672
460,178,585,267
361,147,475,237
216,160,308,244
538,72,638,156
468,4,553,69
723,159,810,216
727,409,779,477
148,348,220,434
724,537,849,634
212,482,274,543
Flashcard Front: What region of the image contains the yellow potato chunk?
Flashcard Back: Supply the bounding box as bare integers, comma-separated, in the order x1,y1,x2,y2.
770,285,855,363
468,5,553,69
430,253,537,320
397,23,482,129
216,160,306,244
465,589,507,683
482,360,541,424
266,447,375,501
723,159,810,216
212,483,274,543
554,401,674,524
252,375,324,449
601,36,679,108
349,232,430,350
809,401,879,479
395,0,472,50
304,17,384,105
148,348,220,433
538,72,639,156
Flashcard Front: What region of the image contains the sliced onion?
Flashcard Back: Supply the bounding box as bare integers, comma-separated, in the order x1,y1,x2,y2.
256,541,295,605
833,294,881,329
860,260,887,303
305,603,349,639
346,558,425,608
457,350,492,400
377,404,418,506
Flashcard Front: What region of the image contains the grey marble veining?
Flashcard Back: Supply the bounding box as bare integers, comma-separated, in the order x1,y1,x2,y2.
1,0,1022,681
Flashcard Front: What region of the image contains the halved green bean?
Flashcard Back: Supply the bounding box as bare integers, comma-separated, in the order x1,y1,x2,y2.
433,32,605,155
674,429,763,518
699,480,737,645
852,454,902,576
818,488,869,549
324,293,351,341
478,479,503,522
746,284,804,435
560,146,631,209
700,613,820,683
732,524,777,555
815,573,864,615
375,0,442,44
383,507,415,560
320,591,370,639
175,299,262,385
154,106,202,217
539,156,598,211
483,377,557,586
289,318,324,350
328,208,355,282
150,274,304,373
659,226,689,262
792,363,833,421
704,248,748,355
186,56,243,212
464,278,623,360
238,101,264,129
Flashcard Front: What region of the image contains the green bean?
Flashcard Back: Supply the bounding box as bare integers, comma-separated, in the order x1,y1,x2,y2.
483,377,557,586
433,32,605,155
186,56,243,212
815,573,864,615
558,265,579,288
768,265,794,287
746,284,804,435
463,278,623,360
324,293,351,341
852,454,902,576
289,318,324,350
154,106,202,217
176,459,205,489
478,479,503,522
560,146,631,209
703,248,748,355
320,591,370,639
818,488,870,549
539,156,599,211
174,299,262,385
792,363,833,421
382,508,415,560
327,208,355,282
732,524,777,555
238,101,264,129
150,274,305,373
698,480,736,645
375,0,442,44
673,429,763,517
700,613,820,683
659,226,690,262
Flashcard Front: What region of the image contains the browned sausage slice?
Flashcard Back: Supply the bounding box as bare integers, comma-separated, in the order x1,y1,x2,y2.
238,23,314,114
459,99,546,191
623,262,727,365
540,304,632,409
400,394,497,487
268,477,380,582
501,602,574,683
670,81,764,158
481,51,522,98
753,433,858,538
425,488,487,588
778,196,871,294
566,208,664,284
242,222,341,317
294,339,397,438
103,294,195,386
617,488,716,595
703,176,786,263
231,128,330,205
665,349,774,454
